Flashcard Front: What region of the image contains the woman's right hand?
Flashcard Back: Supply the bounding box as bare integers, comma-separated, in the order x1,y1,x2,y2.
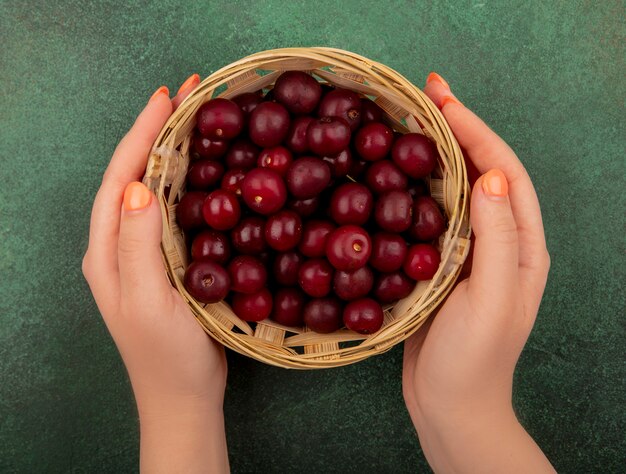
402,73,554,473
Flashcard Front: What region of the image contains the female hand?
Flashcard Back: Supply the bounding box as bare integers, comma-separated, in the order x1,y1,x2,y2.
402,73,554,473
82,75,229,473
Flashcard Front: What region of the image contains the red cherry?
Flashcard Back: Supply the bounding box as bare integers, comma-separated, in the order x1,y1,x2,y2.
343,298,384,334
273,71,322,114
298,258,334,297
354,122,393,161
285,116,314,154
220,169,246,196
184,260,230,304
303,298,343,333
232,92,263,118
411,196,446,241
307,117,351,157
326,225,372,271
227,255,267,294
391,133,438,178
403,244,441,280
273,251,304,286
407,179,429,199
374,190,413,233
257,146,293,176
202,189,241,230
248,102,291,147
241,168,287,215
286,157,331,200
264,210,303,251
230,217,266,254
176,191,207,231
369,232,407,273
298,220,336,258
329,182,373,226
197,98,244,140
317,88,362,131
360,98,384,124
348,158,368,179
271,287,306,327
193,130,228,160
225,139,259,170
232,288,272,322
365,160,408,195
287,196,320,218
321,148,353,178
372,271,414,304
191,230,230,264
187,160,225,190
333,266,374,301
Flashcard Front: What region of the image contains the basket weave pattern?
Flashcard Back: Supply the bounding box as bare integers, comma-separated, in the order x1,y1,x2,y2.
143,47,471,369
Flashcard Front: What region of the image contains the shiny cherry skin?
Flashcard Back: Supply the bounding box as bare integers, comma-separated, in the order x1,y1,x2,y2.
360,98,384,124
307,117,351,157
286,157,331,200
329,182,373,226
225,139,259,170
241,168,287,215
322,148,353,178
317,88,362,131
248,101,291,148
391,133,438,178
230,217,266,254
227,255,267,294
273,251,304,286
298,258,334,298
372,271,414,304
193,130,228,160
369,232,407,273
285,116,314,154
365,160,408,195
191,230,230,264
273,71,322,114
264,210,303,251
403,243,441,280
343,298,384,334
303,297,343,333
232,92,263,118
354,122,393,161
374,190,413,233
326,225,372,271
271,287,306,327
257,146,293,177
184,260,230,304
202,189,241,230
298,220,336,258
176,191,207,231
287,196,320,218
333,266,374,301
411,196,446,241
187,160,225,190
197,98,244,140
232,288,272,322
220,169,246,196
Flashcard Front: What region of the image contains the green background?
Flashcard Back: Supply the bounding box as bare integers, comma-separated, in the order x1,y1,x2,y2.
1,0,624,472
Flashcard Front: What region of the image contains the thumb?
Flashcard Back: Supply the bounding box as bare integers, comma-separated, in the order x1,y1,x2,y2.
118,181,173,302
467,169,520,311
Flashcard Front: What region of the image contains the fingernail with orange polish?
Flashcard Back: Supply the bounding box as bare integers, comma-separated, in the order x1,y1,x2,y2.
441,94,462,108
150,85,169,102
124,182,152,211
177,73,200,95
426,72,450,89
482,169,508,198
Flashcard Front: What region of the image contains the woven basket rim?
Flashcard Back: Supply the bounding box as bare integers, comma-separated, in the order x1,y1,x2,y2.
143,47,471,369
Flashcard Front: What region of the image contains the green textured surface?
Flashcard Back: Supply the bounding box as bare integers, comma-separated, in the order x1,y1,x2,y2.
1,1,624,472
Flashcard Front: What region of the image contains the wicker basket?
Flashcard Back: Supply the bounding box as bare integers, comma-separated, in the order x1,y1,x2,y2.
143,47,471,369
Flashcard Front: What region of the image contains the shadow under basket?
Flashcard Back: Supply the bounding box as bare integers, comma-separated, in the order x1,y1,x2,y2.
143,47,471,369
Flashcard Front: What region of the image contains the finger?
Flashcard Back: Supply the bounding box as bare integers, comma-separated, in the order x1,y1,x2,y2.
86,87,173,281
467,170,520,313
172,73,200,110
424,73,549,311
118,182,173,304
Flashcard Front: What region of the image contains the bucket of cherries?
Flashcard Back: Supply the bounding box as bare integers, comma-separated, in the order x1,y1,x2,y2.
144,48,470,368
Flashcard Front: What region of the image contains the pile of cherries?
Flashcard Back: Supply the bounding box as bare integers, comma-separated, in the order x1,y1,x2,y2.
177,71,446,335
